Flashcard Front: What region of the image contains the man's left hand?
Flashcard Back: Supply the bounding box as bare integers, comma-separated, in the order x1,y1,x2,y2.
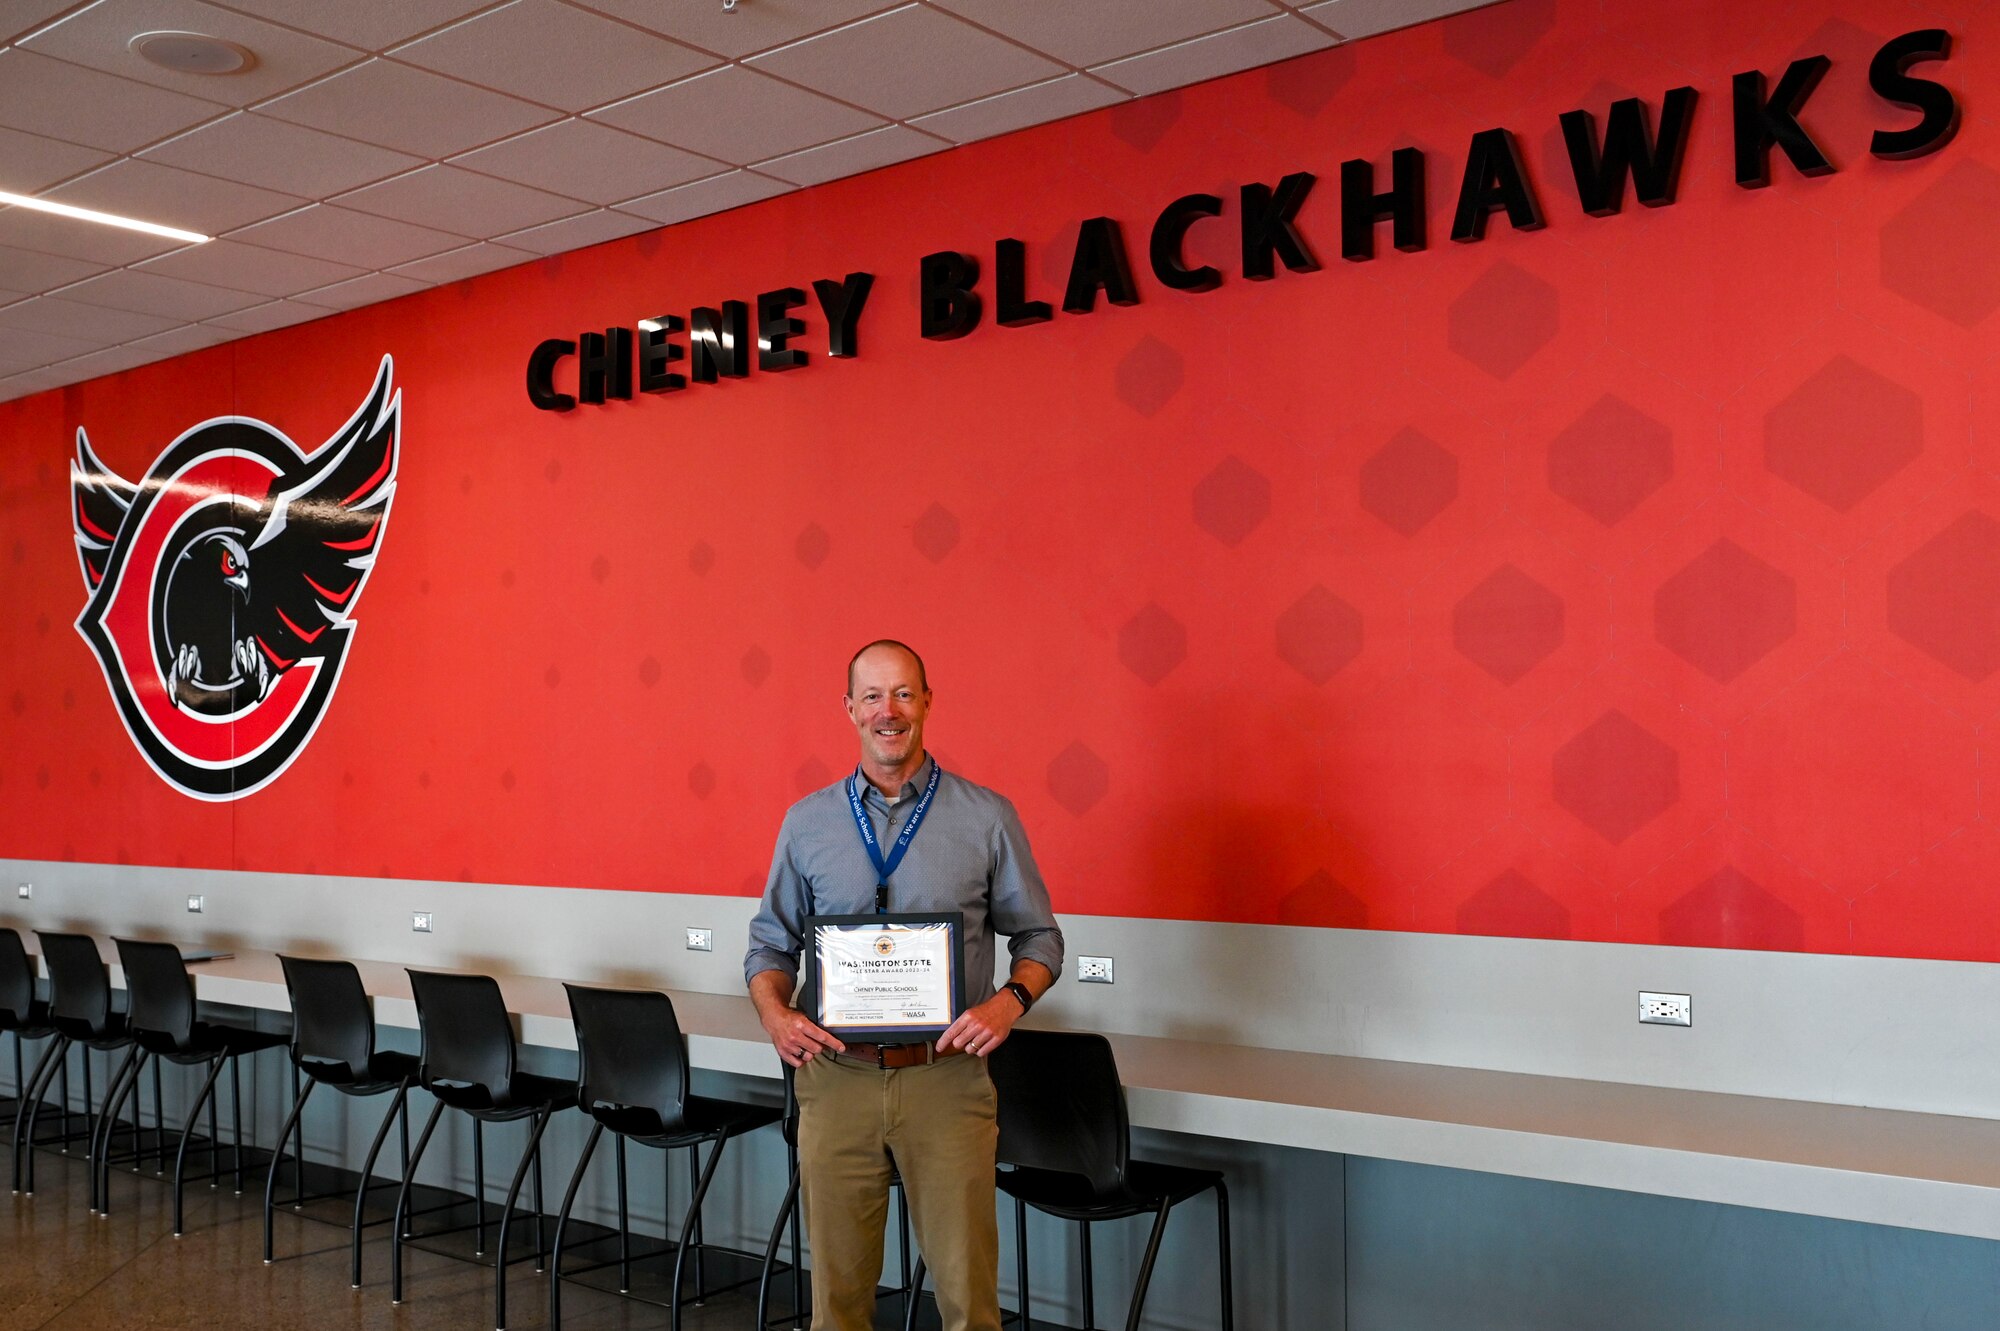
937,991,1024,1058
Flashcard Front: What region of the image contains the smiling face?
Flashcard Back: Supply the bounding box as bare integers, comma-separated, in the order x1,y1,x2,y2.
845,643,931,780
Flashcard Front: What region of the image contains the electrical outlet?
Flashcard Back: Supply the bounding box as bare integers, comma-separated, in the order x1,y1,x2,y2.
1639,991,1691,1026
685,928,712,952
411,911,433,933
186,895,204,914
15,883,30,900
1078,955,1114,984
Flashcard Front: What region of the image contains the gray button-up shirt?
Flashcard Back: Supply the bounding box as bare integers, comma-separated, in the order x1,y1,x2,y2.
744,756,1064,1006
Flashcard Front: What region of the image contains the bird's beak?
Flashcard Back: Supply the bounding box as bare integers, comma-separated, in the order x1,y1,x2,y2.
226,570,249,597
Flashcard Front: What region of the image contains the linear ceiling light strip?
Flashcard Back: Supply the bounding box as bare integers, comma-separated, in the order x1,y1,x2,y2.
0,191,208,244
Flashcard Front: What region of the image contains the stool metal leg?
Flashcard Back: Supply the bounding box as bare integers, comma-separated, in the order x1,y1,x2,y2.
351,1082,409,1287
493,1107,552,1331
531,1138,546,1274
473,1118,487,1256
173,1057,228,1238
264,1076,315,1263
392,1098,447,1304
1080,1220,1095,1331
547,1120,603,1331
903,1257,928,1331
755,1162,799,1329
1214,1181,1234,1331
78,1050,91,1157
17,1034,68,1194
667,1136,725,1331
91,1046,143,1214
615,1134,630,1292
688,1144,708,1299
290,1061,305,1202
150,1056,164,1173
205,1065,220,1187
230,1056,244,1194
1121,1203,1174,1331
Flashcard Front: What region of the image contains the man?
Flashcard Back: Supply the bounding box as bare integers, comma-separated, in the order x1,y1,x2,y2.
745,639,1063,1331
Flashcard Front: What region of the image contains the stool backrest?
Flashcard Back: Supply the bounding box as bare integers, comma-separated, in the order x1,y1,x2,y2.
564,984,690,1129
39,931,112,1034
989,1029,1129,1197
115,938,196,1049
0,927,34,1023
408,970,515,1098
280,955,376,1081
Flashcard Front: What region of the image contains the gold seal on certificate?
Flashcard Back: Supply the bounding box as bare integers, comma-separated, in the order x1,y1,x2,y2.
805,912,966,1040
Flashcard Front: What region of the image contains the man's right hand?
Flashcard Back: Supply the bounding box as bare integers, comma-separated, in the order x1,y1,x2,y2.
750,969,846,1068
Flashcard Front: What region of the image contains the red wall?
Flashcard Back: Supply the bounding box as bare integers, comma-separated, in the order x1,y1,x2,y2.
5,0,1998,961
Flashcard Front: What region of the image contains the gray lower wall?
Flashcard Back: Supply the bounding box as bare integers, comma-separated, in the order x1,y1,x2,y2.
5,856,2000,1329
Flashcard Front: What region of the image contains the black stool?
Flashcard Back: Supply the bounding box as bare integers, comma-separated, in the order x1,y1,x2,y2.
14,931,132,1196
755,1063,920,1330
391,969,576,1330
905,1030,1233,1331
93,939,287,1229
548,983,781,1331
0,929,56,1151
263,955,421,1284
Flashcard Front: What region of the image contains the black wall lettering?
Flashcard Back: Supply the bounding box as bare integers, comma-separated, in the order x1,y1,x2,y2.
1240,173,1319,279
1869,29,1959,160
920,251,982,340
637,317,684,394
996,238,1054,325
1560,88,1697,215
689,301,748,382
1150,194,1224,292
1340,149,1426,260
576,327,632,404
813,272,874,358
756,287,808,372
1063,218,1140,313
1733,56,1834,187
1451,128,1545,242
526,338,576,412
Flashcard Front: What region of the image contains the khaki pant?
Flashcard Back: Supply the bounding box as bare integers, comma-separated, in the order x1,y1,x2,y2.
795,1051,1000,1331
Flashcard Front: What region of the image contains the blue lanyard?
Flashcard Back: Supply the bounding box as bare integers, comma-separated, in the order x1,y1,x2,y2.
846,763,942,914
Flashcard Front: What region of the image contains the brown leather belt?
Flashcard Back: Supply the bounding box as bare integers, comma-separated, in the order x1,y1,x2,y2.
836,1041,960,1069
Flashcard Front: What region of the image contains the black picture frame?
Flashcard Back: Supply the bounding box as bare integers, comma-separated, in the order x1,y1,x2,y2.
803,911,965,1041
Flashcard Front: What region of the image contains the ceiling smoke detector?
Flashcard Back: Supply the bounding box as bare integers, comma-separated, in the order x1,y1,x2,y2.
130,31,256,75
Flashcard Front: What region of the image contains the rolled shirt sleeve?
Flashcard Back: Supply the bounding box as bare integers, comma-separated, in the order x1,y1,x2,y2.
989,797,1064,980
744,811,811,988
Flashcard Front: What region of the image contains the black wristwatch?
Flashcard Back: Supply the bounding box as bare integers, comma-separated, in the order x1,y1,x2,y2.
1002,980,1034,1013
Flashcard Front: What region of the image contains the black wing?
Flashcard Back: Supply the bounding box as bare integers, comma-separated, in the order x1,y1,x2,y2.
71,429,139,592
244,357,400,669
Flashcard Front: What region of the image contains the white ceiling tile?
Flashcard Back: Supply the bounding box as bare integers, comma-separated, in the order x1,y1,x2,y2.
0,243,106,291
452,119,721,206
22,0,362,106
54,268,265,320
0,205,186,265
386,240,534,285
1297,0,1484,41
126,323,240,357
135,238,366,297
0,366,75,402
141,112,424,198
48,342,170,379
0,295,179,341
588,65,883,165
228,204,469,268
1092,14,1338,95
393,0,714,113
0,126,114,194
910,74,1127,145
748,5,1062,122
44,158,304,236
0,1,77,44
490,207,653,256
931,0,1282,67
214,0,499,51
754,124,949,188
0,48,224,153
572,0,902,60
615,170,792,226
291,270,432,311
334,164,586,236
202,298,329,333
0,324,98,369
258,57,559,158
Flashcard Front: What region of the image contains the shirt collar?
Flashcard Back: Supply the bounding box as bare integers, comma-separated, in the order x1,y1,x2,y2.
854,753,936,808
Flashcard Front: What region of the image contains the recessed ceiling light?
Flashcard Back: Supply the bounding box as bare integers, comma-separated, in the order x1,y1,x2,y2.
0,191,208,245
130,31,256,76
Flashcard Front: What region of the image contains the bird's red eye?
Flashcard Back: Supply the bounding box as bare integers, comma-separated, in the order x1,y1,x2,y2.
221,552,236,575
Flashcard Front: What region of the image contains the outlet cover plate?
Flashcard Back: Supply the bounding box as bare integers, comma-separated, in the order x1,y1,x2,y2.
186,895,204,913
1639,991,1691,1026
1078,955,1114,984
412,911,433,933
15,883,30,900
686,927,712,952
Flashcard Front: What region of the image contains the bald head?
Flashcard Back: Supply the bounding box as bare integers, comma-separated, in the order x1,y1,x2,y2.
846,639,928,696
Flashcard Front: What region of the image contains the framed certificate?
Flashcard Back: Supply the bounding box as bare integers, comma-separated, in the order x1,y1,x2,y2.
804,912,965,1041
